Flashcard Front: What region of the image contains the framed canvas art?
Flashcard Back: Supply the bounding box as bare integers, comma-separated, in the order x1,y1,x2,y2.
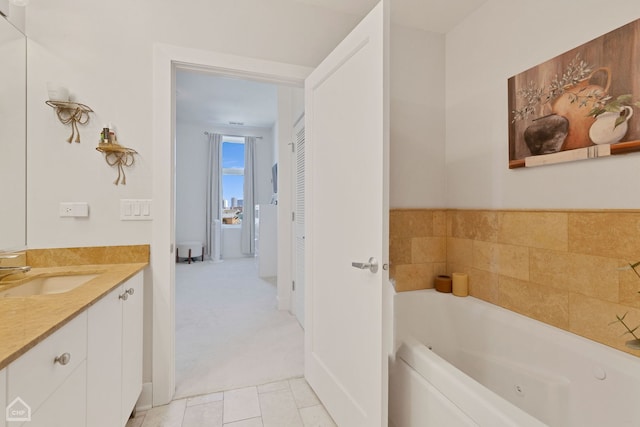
508,18,640,168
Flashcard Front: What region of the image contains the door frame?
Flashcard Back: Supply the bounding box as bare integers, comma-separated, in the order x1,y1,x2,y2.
152,43,312,406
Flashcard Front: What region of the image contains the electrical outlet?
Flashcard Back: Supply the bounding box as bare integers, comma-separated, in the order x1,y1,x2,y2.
59,203,73,217
59,202,89,217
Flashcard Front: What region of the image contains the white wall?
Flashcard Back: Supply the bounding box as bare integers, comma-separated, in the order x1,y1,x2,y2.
255,129,276,205
446,0,640,209
5,4,25,33
24,0,443,249
175,122,274,245
390,24,446,208
25,0,363,249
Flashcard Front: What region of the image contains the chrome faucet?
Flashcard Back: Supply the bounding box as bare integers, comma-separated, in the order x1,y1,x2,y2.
0,253,31,280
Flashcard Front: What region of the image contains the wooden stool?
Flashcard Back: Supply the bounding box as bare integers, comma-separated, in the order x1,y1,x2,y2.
176,241,204,264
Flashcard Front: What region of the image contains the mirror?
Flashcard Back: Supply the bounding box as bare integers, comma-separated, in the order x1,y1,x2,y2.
0,15,26,250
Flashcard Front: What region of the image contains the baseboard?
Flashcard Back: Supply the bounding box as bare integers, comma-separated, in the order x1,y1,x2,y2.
136,382,153,411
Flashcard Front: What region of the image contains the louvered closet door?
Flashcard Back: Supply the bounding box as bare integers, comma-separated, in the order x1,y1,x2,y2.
293,116,305,328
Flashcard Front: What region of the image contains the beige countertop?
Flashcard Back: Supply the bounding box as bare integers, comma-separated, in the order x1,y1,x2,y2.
0,245,148,369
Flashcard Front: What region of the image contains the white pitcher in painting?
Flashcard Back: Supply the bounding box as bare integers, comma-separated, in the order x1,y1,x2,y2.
589,106,634,145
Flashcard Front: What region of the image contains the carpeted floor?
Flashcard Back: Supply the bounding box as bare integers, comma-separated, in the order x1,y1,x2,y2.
175,257,304,399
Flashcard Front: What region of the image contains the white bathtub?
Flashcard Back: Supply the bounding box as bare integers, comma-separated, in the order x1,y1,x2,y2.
389,289,640,427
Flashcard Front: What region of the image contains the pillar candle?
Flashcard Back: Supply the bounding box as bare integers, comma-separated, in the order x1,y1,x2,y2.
434,275,452,293
452,272,468,297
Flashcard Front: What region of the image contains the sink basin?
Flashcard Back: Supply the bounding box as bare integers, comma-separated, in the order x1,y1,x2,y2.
0,274,100,297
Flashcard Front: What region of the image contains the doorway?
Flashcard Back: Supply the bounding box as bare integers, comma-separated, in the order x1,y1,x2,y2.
152,44,311,406
153,3,389,419
173,68,306,399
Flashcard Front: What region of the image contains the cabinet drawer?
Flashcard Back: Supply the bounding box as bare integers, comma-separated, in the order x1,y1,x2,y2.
28,360,87,427
7,311,87,414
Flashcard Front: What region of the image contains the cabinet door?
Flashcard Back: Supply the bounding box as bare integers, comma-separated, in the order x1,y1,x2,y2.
87,284,123,427
121,272,143,426
28,361,87,427
7,311,87,415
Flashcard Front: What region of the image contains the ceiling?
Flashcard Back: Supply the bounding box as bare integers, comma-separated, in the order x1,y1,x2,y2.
294,0,488,34
176,70,278,129
176,0,488,130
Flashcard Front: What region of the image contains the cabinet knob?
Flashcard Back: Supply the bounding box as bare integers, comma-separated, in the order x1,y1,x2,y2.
126,288,135,296
119,291,129,301
54,352,71,365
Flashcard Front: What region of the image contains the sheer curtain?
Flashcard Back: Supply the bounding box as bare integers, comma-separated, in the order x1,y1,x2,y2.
241,136,256,255
205,133,223,259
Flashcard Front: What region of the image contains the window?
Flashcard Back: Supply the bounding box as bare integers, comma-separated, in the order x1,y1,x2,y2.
221,139,245,224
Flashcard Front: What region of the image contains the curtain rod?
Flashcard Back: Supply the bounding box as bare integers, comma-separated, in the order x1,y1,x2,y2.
204,131,263,139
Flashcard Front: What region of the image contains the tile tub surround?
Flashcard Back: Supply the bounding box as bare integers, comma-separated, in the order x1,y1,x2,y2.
0,244,149,368
390,210,447,292
389,209,640,356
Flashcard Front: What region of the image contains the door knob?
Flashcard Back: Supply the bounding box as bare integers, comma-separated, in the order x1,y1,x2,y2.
351,257,378,273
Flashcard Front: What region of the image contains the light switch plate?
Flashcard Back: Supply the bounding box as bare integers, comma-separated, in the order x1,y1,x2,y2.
120,199,152,221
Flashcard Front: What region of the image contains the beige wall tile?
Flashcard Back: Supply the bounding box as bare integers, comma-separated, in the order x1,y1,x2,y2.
473,241,529,281
498,211,568,251
569,293,640,355
433,262,447,277
389,237,411,265
450,210,498,242
433,210,447,237
447,262,467,275
393,263,434,292
411,237,446,263
530,249,619,302
619,261,640,309
389,210,433,238
469,268,499,304
447,237,473,267
568,212,640,260
498,276,569,329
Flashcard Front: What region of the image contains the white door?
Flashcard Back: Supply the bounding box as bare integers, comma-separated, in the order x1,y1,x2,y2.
304,1,389,426
293,115,306,327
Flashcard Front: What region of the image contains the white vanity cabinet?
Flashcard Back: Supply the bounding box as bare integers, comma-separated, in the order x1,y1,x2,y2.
87,271,143,427
6,311,88,427
26,361,87,427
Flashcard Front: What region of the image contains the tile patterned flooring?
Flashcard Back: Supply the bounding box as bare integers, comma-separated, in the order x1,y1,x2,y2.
126,377,336,427
135,258,332,426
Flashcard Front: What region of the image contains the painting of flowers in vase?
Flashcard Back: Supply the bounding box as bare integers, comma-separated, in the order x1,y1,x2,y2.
508,18,640,168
